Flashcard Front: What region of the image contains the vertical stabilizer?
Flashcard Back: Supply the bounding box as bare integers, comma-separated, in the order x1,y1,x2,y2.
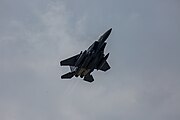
83,74,94,82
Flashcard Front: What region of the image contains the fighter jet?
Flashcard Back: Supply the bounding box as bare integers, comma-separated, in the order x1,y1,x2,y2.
60,28,112,82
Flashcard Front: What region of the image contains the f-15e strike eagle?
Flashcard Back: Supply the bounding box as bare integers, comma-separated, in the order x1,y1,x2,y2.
60,28,112,82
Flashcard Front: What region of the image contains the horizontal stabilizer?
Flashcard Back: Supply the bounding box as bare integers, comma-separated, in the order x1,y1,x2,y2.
61,72,75,79
99,61,110,72
60,54,80,66
83,74,94,83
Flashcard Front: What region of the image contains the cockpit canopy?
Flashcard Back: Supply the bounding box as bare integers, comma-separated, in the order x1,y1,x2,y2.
88,41,99,52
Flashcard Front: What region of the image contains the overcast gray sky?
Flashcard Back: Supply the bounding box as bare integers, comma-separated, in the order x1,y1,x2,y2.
0,0,180,120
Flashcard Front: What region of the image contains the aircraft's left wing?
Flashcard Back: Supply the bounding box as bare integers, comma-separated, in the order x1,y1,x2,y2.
60,54,80,66
99,61,111,72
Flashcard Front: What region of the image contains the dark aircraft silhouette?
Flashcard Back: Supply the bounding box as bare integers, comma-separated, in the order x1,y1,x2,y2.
60,28,112,82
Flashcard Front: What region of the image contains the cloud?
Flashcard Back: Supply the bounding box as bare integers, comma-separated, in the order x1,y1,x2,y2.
0,0,180,120
0,1,87,120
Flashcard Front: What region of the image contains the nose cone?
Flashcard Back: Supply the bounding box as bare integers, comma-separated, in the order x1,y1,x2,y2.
104,28,112,38
99,28,112,42
107,28,112,35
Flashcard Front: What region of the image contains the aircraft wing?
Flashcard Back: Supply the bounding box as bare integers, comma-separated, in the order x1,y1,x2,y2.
60,54,80,66
99,61,110,72
61,71,75,79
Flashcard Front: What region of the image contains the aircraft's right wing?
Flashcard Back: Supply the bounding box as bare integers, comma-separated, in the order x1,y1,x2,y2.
60,54,80,66
99,61,111,72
